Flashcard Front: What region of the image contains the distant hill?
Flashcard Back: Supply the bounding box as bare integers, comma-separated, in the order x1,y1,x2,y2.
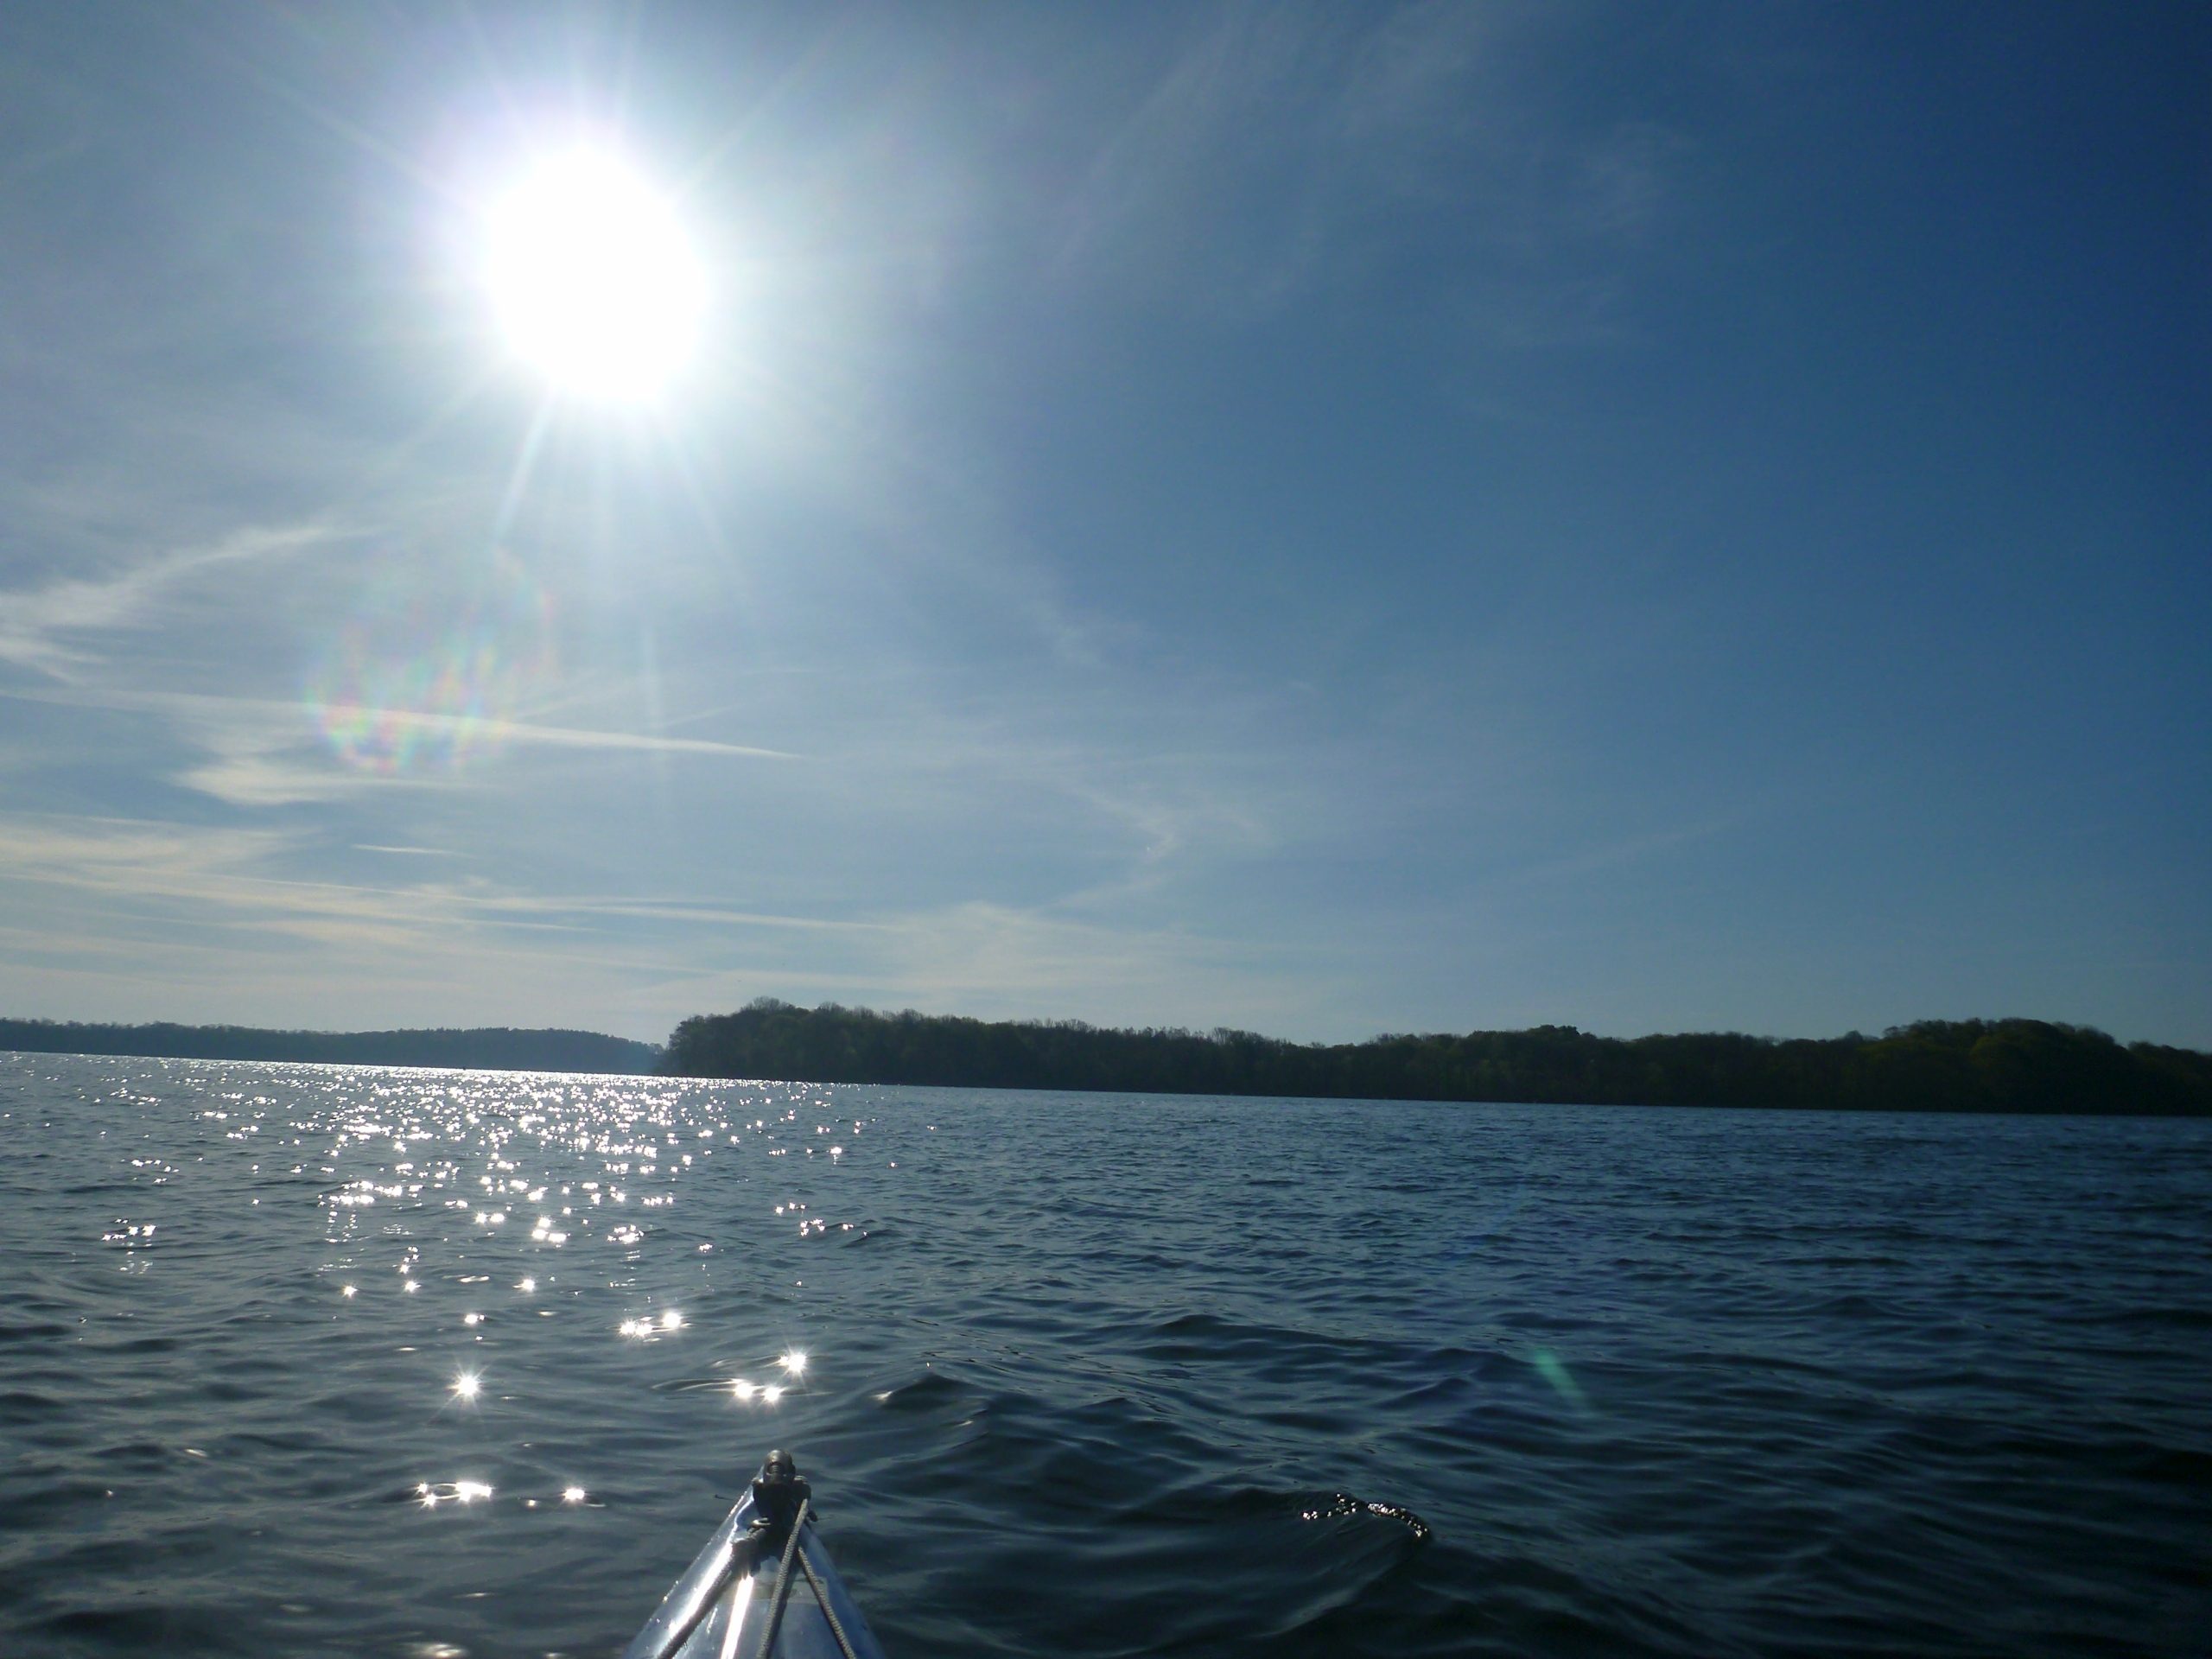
664,1000,2212,1116
0,1020,661,1076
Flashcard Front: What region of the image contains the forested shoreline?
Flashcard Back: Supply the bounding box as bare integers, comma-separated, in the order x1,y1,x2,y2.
0,1020,660,1075
10,1006,2209,1113
664,1000,2212,1115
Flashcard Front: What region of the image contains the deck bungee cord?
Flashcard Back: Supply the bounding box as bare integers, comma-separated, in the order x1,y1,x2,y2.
623,1451,885,1659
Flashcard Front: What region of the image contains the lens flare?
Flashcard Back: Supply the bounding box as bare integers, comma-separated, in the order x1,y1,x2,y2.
305,549,554,776
1529,1348,1591,1414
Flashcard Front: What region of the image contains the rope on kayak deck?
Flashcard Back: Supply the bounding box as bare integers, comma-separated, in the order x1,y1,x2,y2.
795,1541,862,1659
749,1497,863,1659
752,1497,810,1659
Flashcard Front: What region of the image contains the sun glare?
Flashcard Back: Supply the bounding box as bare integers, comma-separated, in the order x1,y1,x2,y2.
482,147,705,402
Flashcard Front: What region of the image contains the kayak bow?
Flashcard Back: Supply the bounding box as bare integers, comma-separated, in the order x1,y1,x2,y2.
623,1451,888,1659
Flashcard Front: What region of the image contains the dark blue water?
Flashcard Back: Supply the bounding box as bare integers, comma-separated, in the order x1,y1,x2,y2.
3,1054,2207,1657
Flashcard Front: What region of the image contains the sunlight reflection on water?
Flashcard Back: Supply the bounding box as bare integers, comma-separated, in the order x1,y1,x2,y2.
9,1058,2211,1659
285,1067,870,1511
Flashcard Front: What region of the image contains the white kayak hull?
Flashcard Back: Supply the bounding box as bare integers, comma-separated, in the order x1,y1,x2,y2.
623,1452,888,1659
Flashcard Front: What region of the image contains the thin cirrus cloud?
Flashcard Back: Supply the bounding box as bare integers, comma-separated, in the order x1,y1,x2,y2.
0,807,1301,1037
1049,1,1680,334
0,522,339,682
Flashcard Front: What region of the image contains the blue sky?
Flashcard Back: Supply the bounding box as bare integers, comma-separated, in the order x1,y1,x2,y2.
2,3,2205,1047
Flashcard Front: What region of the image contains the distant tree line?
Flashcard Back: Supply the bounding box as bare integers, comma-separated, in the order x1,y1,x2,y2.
663,1001,2212,1115
0,1020,661,1076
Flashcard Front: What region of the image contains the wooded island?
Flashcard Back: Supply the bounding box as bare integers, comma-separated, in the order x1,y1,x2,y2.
664,1001,2212,1115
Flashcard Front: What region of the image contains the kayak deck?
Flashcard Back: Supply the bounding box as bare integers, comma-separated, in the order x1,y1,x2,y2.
622,1452,887,1659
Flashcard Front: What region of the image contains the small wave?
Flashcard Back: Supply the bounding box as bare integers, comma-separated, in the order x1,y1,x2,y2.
1295,1491,1434,1542
869,1369,969,1411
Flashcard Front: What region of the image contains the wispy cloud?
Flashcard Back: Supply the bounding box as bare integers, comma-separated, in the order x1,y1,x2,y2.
499,898,890,935
3,681,795,807
0,809,1315,1038
602,897,1324,1037
0,811,700,1033
877,899,1242,1001
0,520,339,681
0,814,638,967
1050,3,1688,336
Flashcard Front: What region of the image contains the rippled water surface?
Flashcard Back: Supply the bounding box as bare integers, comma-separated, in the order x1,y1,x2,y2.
3,1054,2208,1657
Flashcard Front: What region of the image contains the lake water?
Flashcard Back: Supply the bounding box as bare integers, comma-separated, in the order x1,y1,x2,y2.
2,1053,2207,1657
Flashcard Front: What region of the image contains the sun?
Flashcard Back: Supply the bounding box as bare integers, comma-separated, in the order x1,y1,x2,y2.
481,147,706,403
